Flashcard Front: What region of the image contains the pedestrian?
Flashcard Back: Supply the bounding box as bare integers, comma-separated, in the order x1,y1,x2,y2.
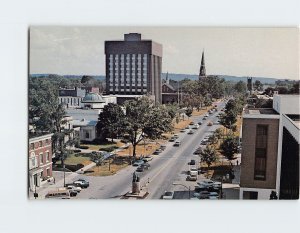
53,177,56,184
236,160,239,166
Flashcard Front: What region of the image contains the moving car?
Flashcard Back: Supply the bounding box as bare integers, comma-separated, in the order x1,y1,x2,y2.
173,134,179,139
198,121,203,125
207,121,213,126
203,117,207,120
187,173,198,181
173,141,181,147
180,128,186,133
133,160,144,166
162,191,174,200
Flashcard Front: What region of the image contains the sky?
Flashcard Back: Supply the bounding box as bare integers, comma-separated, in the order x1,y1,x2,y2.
30,27,299,80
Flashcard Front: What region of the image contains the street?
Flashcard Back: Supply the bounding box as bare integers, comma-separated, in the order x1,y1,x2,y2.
70,100,226,199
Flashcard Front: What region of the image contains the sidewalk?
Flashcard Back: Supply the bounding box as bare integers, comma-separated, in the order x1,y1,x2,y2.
29,162,96,200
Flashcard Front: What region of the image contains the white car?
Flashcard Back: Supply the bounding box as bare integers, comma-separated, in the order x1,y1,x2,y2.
197,179,215,188
162,191,174,200
66,185,82,193
142,155,153,162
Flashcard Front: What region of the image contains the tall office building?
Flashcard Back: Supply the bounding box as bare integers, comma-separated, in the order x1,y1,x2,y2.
105,33,162,103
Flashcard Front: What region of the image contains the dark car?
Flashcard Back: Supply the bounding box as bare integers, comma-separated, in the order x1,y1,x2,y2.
189,122,195,125
141,163,150,170
69,190,78,197
160,145,167,150
136,166,144,172
153,149,163,155
189,159,196,166
193,147,203,155
77,178,89,184
169,137,176,142
198,121,203,125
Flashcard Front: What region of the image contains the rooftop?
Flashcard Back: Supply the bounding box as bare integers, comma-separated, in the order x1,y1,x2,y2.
244,108,279,115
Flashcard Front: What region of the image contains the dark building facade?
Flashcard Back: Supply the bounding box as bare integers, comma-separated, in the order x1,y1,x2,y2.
105,33,162,103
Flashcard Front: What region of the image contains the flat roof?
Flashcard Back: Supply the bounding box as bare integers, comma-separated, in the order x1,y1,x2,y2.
244,108,279,115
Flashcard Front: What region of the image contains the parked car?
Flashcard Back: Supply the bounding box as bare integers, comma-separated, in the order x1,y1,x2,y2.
160,145,167,150
187,173,198,181
133,160,144,166
169,137,176,142
187,130,194,134
185,125,190,129
207,121,213,126
189,122,195,125
198,121,203,125
192,124,199,129
193,190,210,199
142,155,153,162
189,159,196,166
45,189,71,199
203,117,207,120
173,134,179,139
197,179,215,188
141,163,151,170
173,141,181,147
162,191,174,200
208,192,219,199
77,178,89,184
200,139,209,145
193,147,203,155
205,114,209,117
153,149,163,155
136,165,145,172
73,180,89,188
66,185,82,193
180,128,186,133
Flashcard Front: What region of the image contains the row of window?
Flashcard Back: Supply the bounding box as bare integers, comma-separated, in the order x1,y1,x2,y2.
254,125,268,181
30,139,50,150
109,88,147,92
59,97,82,105
30,152,51,169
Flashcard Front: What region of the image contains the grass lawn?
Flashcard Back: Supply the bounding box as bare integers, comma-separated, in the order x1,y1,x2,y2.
85,157,130,176
56,154,92,166
116,141,160,157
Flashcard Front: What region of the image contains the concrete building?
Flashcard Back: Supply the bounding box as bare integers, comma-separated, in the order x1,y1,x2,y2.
72,119,98,142
240,94,299,199
58,87,86,108
29,133,53,192
105,33,163,103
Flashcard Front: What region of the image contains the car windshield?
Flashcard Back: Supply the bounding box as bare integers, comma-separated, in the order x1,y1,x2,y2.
165,192,173,196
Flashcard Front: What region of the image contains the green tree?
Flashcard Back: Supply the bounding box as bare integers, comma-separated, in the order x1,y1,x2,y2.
219,110,237,131
97,103,126,142
234,81,247,94
253,80,263,91
200,146,218,169
124,97,173,158
185,107,193,119
220,136,239,160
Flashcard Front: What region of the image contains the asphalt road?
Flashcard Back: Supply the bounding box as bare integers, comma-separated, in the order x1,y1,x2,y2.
75,100,226,199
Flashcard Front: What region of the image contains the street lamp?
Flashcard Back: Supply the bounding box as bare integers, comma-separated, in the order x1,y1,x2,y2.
172,182,191,199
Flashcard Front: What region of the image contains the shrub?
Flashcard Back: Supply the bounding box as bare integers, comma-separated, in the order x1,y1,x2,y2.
78,145,89,150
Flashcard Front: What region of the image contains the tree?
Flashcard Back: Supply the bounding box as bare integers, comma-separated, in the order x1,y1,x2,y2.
200,146,218,169
97,103,126,142
253,80,263,91
219,110,237,131
220,136,239,160
234,81,247,94
185,107,193,119
124,97,173,158
81,75,95,87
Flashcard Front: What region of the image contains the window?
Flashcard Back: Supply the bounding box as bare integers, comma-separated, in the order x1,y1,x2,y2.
30,143,34,150
85,131,90,139
46,152,50,162
39,141,42,147
40,153,44,164
45,139,49,145
254,125,268,180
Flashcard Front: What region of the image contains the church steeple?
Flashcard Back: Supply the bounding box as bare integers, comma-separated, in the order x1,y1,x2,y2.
166,72,169,84
199,50,206,79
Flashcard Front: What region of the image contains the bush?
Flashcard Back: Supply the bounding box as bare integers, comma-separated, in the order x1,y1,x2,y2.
78,145,89,150
100,146,118,152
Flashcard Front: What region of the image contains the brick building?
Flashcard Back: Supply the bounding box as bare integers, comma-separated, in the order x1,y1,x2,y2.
28,133,53,192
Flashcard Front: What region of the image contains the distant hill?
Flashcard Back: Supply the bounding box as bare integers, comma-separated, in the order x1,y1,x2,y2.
161,73,287,84
30,74,106,81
